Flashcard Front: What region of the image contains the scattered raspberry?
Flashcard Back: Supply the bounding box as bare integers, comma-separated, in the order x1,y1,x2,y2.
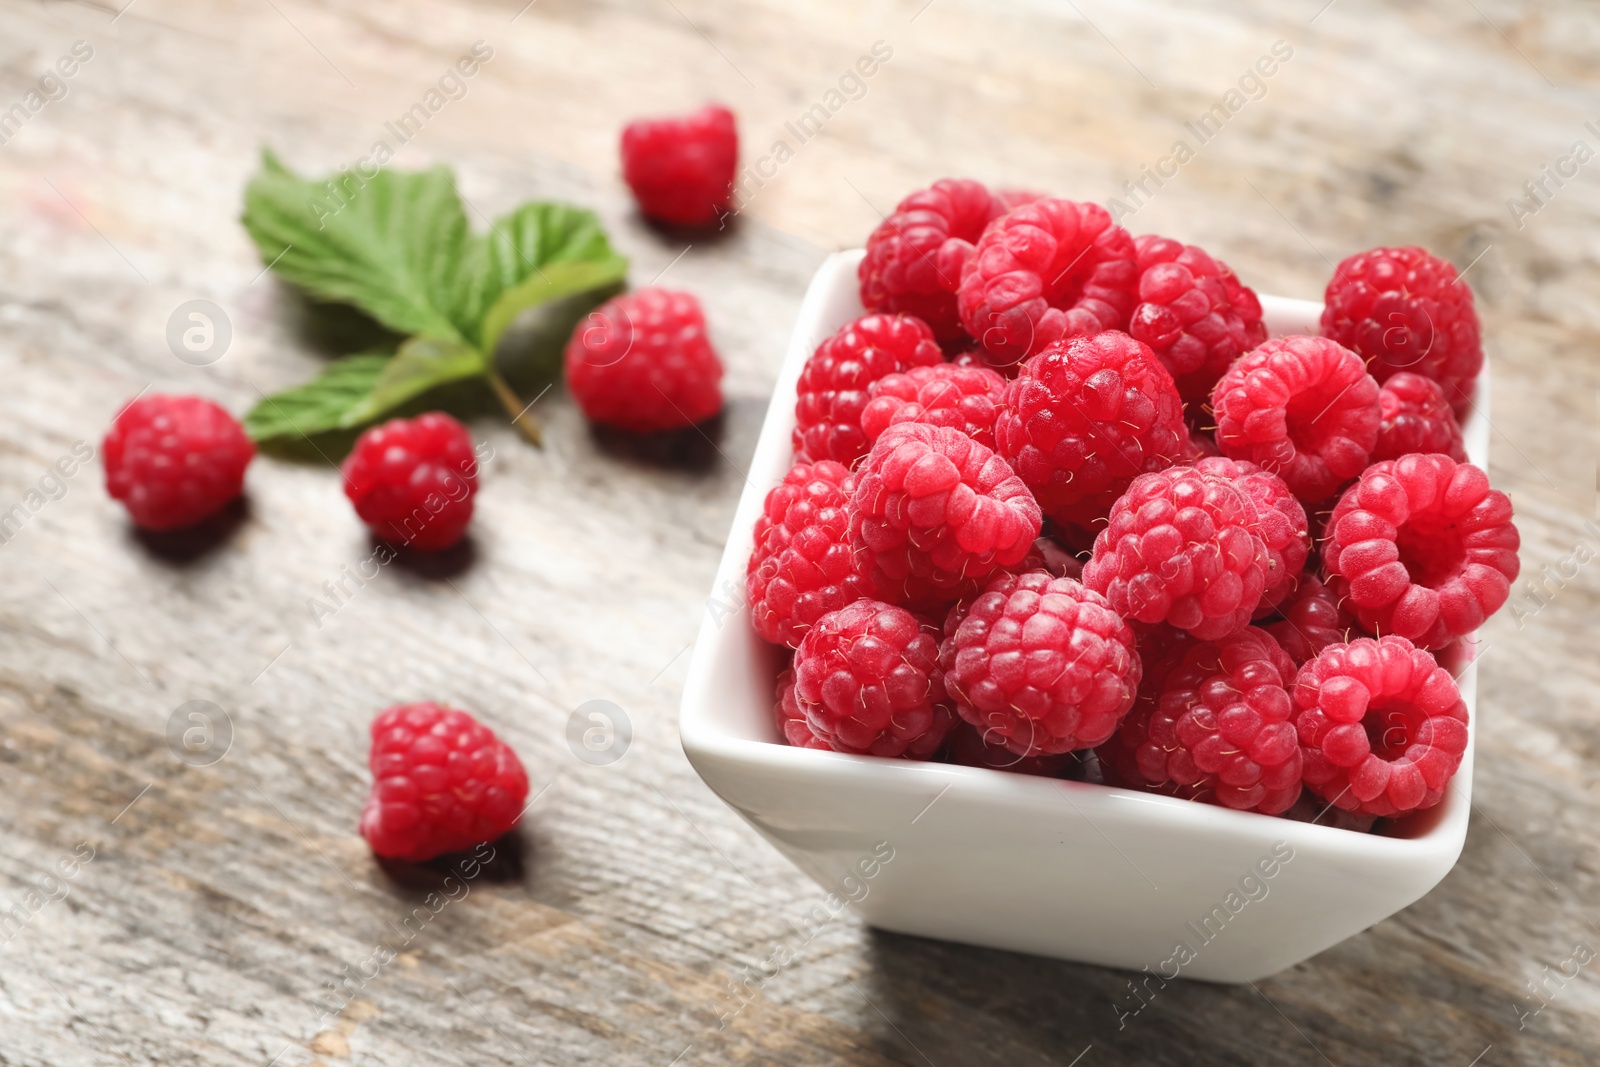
1127,235,1266,404
861,363,1007,451
1263,573,1353,665
361,702,530,862
944,721,1075,776
773,668,830,749
791,599,955,757
565,288,724,432
793,313,943,464
619,103,738,227
995,331,1187,530
858,179,1007,341
103,394,253,531
1293,635,1469,817
852,423,1042,609
1373,372,1467,463
341,412,477,551
1320,246,1482,413
1082,465,1269,640
1211,335,1381,502
1099,626,1302,814
746,460,870,648
1323,453,1518,649
1192,457,1309,615
941,570,1140,755
957,198,1138,370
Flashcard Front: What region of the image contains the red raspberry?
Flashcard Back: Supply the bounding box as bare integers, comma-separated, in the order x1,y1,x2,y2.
1100,626,1302,814
341,412,477,551
944,721,1074,776
1320,246,1483,413
995,331,1187,530
858,179,1007,341
1323,453,1519,649
746,460,870,648
1293,635,1468,817
793,313,942,465
791,599,955,757
957,198,1139,370
860,363,1007,451
1263,573,1353,665
773,668,830,749
1373,372,1467,463
851,423,1042,609
565,288,724,432
1211,335,1381,502
1082,465,1269,640
1182,426,1221,462
1192,457,1309,615
103,394,253,531
940,570,1140,755
619,103,737,227
360,702,530,862
1127,235,1266,404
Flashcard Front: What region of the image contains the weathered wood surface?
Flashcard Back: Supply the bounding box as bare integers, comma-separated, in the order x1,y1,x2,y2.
0,0,1597,1064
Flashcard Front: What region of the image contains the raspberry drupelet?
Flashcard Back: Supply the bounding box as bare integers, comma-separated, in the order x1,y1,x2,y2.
943,721,1077,776
1263,573,1353,666
793,313,943,465
565,287,724,433
1323,453,1519,650
773,668,831,749
103,394,254,531
860,362,1008,452
1372,372,1467,463
619,103,738,227
790,599,955,757
1293,635,1469,818
341,412,478,551
1191,456,1310,616
1127,235,1266,404
746,460,870,648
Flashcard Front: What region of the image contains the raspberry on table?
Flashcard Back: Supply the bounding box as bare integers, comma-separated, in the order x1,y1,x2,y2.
860,363,1008,452
342,412,478,551
852,422,1042,610
940,570,1140,755
1320,245,1483,413
564,287,724,433
995,331,1188,532
620,103,738,227
1127,235,1266,404
1263,573,1353,665
944,721,1076,776
1293,635,1469,818
791,599,955,757
1192,457,1309,616
1373,372,1467,463
1210,335,1381,502
1323,453,1519,649
957,198,1139,370
774,668,831,749
793,313,943,465
858,179,1007,342
360,702,530,862
746,460,870,648
103,394,254,531
1082,465,1270,640
1098,626,1302,814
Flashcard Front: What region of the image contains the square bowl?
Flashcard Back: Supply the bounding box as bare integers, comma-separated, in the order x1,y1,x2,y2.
679,250,1486,983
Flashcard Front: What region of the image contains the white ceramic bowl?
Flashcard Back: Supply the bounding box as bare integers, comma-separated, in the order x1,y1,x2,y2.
679,250,1487,983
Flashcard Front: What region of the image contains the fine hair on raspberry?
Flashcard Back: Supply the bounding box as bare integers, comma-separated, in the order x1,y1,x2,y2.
860,362,1007,452
792,312,943,465
746,460,868,648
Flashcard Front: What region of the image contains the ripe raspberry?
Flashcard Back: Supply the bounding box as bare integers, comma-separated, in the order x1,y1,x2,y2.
852,423,1042,609
860,363,1007,451
342,412,477,551
1373,372,1467,463
793,313,942,464
103,394,253,531
859,179,1007,341
1294,635,1468,817
1082,465,1269,640
774,668,830,749
619,103,737,227
995,331,1187,530
1100,626,1302,814
1211,335,1381,502
565,288,724,432
791,599,955,757
944,721,1075,777
957,198,1138,370
746,460,870,648
1323,453,1519,649
1127,235,1266,404
1320,246,1482,413
940,570,1140,755
1263,573,1353,665
1191,457,1309,615
360,702,530,862
1182,426,1221,462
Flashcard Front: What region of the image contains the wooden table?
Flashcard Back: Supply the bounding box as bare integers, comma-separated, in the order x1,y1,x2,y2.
1,0,1596,1063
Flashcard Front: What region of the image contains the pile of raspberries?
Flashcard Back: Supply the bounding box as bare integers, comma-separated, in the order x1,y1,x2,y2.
749,180,1516,830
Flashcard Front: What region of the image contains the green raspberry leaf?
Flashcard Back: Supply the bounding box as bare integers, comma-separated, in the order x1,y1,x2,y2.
243,353,392,443
338,336,487,427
